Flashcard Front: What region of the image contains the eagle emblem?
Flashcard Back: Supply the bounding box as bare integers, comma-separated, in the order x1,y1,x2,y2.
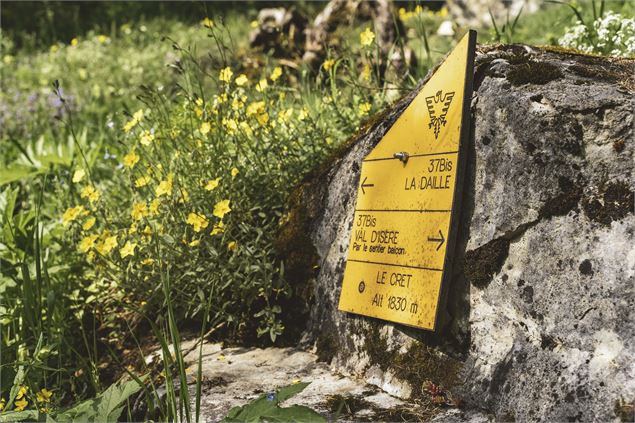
425,90,455,139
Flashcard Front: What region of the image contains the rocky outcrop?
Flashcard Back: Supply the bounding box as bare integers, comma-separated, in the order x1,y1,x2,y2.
280,45,634,421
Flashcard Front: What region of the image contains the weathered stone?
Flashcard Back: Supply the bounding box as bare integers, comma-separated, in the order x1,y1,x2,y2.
280,45,634,421
446,0,540,29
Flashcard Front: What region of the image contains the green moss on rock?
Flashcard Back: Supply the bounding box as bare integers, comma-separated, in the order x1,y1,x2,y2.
507,60,563,86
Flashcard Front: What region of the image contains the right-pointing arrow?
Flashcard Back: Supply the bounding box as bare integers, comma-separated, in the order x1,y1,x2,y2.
427,229,445,251
360,177,374,195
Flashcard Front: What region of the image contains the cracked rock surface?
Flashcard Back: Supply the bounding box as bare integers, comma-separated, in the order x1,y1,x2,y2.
280,45,634,421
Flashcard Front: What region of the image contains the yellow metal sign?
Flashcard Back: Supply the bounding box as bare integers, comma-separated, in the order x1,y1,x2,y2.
338,30,477,330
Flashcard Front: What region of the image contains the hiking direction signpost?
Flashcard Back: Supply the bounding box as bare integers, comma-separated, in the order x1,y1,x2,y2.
338,30,477,330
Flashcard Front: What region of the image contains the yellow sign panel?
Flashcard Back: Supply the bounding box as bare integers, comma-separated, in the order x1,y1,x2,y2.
338,31,477,330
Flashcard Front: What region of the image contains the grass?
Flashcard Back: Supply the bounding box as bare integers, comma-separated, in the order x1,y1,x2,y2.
0,1,633,421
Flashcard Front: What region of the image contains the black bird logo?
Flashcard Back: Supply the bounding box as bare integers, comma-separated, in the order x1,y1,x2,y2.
425,90,455,139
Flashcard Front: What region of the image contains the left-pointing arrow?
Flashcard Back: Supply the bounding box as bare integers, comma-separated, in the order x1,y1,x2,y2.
361,177,374,194
427,229,445,251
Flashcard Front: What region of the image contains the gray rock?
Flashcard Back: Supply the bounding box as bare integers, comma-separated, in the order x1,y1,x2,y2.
446,0,540,29
280,45,635,421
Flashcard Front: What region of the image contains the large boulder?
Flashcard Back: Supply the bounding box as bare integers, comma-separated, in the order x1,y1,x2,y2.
279,45,634,421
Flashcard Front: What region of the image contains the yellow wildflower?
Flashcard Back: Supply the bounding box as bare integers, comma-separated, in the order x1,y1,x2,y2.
298,108,309,121
141,258,155,265
72,169,86,183
96,234,117,255
227,241,238,252
50,45,59,53
211,220,225,235
200,122,211,135
361,63,371,81
62,205,86,226
246,101,265,117
15,397,28,411
189,239,200,247
123,151,140,169
213,199,231,219
256,112,269,126
80,186,100,203
155,174,173,197
123,109,144,132
359,102,372,115
82,217,96,231
223,118,238,133
0,397,5,411
231,167,239,179
270,67,282,82
250,20,258,28
120,241,137,259
36,388,53,403
201,17,214,28
97,34,109,44
149,199,161,216
239,121,254,137
186,212,209,232
235,74,248,86
142,225,153,236
277,108,293,124
135,175,151,188
438,6,448,17
360,27,375,47
323,59,335,72
232,96,246,111
179,189,190,204
70,37,79,46
219,67,233,83
256,78,268,92
140,130,155,146
78,234,98,253
129,222,137,234
131,202,148,221
17,385,27,399
205,177,221,191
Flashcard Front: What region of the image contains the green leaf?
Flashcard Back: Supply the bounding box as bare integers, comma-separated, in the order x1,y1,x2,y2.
221,383,317,423
55,377,144,422
276,382,310,402
0,410,40,422
262,405,326,422
0,164,47,186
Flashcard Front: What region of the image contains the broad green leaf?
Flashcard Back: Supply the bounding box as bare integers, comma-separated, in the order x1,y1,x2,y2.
276,382,310,402
56,377,144,422
0,410,40,422
262,405,326,422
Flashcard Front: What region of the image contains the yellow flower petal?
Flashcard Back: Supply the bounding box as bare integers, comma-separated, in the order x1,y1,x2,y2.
120,241,137,259
204,177,221,191
213,200,231,219
72,169,86,183
235,74,248,86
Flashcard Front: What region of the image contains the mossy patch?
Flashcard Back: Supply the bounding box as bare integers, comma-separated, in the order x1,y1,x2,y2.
582,180,634,225
539,176,583,219
362,322,394,372
324,394,436,422
315,331,339,363
391,342,463,399
464,238,511,288
507,60,563,86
